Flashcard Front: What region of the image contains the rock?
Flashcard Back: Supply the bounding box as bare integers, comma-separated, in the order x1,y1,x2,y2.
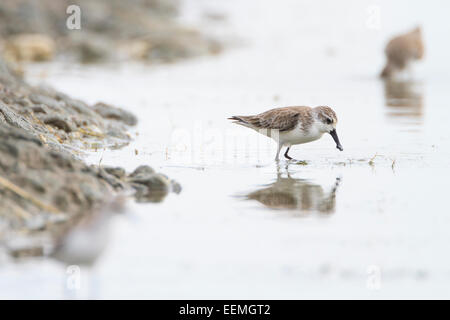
171,180,182,194
68,32,114,63
129,182,149,192
0,101,36,131
65,98,98,119
106,123,132,140
103,166,126,179
96,167,125,190
0,125,114,216
93,102,138,126
128,172,175,203
129,165,155,178
126,165,182,203
9,246,45,258
3,34,55,62
129,173,170,191
30,104,49,114
29,94,65,113
39,115,75,133
134,187,169,203
128,40,152,60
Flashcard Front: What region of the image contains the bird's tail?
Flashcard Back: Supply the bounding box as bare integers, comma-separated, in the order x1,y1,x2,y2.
228,115,247,123
228,115,252,128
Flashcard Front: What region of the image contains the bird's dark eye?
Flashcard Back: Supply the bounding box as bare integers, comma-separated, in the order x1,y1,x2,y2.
326,118,332,124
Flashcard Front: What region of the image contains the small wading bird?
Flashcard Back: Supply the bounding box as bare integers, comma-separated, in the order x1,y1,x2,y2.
381,27,424,78
229,106,343,161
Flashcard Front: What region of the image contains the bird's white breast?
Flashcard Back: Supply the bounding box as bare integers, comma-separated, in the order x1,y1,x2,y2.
278,122,323,145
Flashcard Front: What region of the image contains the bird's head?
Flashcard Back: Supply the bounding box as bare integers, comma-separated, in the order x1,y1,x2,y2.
314,106,343,151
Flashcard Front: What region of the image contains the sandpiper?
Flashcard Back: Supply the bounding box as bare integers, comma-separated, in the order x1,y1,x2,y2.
381,27,424,78
229,106,343,161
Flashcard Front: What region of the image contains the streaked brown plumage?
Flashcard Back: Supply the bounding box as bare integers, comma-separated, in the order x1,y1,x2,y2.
230,106,314,132
381,27,424,78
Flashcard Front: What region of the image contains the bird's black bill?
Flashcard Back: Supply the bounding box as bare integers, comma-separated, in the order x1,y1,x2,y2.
329,129,343,151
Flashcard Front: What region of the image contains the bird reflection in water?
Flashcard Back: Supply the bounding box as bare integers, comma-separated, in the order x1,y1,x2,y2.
245,165,341,216
383,79,424,121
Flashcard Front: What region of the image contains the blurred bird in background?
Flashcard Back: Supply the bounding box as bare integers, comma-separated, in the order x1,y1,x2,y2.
381,27,424,78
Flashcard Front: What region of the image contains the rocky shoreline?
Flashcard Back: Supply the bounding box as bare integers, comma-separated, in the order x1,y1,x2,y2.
0,55,180,258
0,0,221,64
0,0,219,259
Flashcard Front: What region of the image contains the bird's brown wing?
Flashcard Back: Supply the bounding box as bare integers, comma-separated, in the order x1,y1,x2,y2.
237,107,309,132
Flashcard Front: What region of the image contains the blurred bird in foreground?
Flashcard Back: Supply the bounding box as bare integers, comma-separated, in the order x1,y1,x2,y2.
381,27,424,78
51,196,126,299
229,106,343,161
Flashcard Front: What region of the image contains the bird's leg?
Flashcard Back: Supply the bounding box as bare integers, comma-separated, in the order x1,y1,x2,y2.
284,147,293,160
275,143,282,161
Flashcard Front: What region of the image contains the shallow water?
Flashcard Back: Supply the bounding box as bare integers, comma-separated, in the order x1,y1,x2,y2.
2,0,450,298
